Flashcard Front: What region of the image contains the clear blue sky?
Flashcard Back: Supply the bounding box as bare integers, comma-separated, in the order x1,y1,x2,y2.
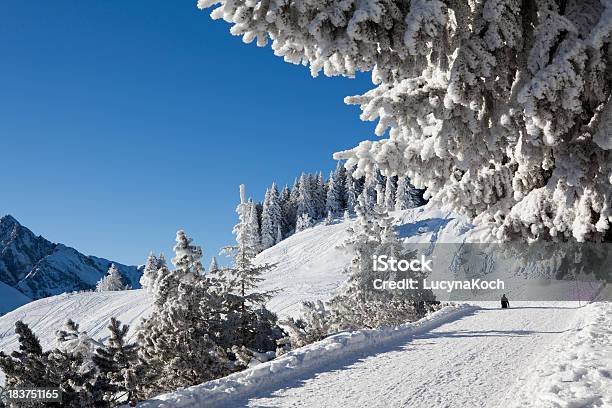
0,0,376,265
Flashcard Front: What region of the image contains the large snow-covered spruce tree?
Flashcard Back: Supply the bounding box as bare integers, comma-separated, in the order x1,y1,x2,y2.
197,0,612,243
96,264,127,292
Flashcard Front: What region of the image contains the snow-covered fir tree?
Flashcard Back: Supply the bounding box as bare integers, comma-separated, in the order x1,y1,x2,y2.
296,173,317,221
314,172,326,219
345,173,358,215
172,230,204,276
279,183,294,235
325,170,342,216
276,224,283,244
384,176,396,212
261,183,282,250
139,253,158,291
245,199,262,253
92,318,143,406
324,210,334,226
0,321,100,407
334,161,348,208
209,256,218,273
137,231,232,396
96,264,127,292
198,0,612,243
295,213,313,232
395,176,426,211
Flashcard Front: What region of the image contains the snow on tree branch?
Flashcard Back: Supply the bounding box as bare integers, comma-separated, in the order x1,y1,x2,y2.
198,0,612,242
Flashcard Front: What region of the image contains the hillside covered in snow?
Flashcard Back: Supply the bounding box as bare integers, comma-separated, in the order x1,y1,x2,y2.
0,205,471,353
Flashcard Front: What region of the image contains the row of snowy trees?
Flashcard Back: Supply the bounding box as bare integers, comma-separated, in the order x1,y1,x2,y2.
1,223,284,406
281,193,439,347
245,162,426,252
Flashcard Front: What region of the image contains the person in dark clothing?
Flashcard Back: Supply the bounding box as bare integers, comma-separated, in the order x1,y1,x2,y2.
501,294,510,309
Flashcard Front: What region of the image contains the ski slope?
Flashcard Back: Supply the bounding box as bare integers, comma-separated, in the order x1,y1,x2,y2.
139,301,611,408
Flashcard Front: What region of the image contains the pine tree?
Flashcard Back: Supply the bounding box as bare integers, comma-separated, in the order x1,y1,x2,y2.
345,174,358,215
324,210,334,226
296,173,316,221
139,253,159,292
209,256,218,273
279,184,294,236
325,170,342,216
395,176,426,211
261,183,282,250
295,213,313,232
0,321,99,407
92,318,142,406
334,161,348,208
384,176,396,212
314,172,326,219
361,174,377,213
172,230,204,276
96,264,126,292
244,200,262,253
137,234,231,396
276,224,283,244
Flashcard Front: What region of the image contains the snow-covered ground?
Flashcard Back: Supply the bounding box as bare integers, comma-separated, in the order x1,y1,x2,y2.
137,301,611,408
0,205,473,356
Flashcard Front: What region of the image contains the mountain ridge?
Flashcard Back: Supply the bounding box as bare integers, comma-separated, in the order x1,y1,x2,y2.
0,214,142,305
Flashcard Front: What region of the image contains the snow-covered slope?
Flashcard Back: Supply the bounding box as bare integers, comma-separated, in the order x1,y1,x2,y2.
257,205,473,317
0,205,472,355
0,214,142,307
138,301,610,408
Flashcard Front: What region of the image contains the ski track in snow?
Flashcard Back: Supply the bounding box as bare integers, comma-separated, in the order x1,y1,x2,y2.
238,303,583,408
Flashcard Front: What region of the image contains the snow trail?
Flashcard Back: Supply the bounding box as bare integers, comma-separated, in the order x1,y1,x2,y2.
239,304,581,408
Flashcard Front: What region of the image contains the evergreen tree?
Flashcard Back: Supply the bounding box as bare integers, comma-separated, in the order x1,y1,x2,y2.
314,172,326,219
334,161,347,208
295,213,313,232
96,264,126,292
296,173,316,221
325,170,342,216
279,184,294,236
324,210,334,226
209,256,218,273
384,176,396,212
172,230,204,276
137,234,231,396
276,224,283,245
244,200,262,253
261,183,282,250
92,318,143,406
362,174,377,213
139,253,159,292
395,176,426,210
345,174,358,215
0,321,99,407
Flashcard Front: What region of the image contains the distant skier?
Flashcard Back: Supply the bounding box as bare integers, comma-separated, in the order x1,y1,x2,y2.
501,294,510,309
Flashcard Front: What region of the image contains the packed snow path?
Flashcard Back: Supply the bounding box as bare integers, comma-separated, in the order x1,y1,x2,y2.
241,304,582,408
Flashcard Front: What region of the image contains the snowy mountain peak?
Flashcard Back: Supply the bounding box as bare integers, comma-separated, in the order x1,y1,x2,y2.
0,215,142,305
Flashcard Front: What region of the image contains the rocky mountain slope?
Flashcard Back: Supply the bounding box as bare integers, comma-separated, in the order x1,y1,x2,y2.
0,215,141,303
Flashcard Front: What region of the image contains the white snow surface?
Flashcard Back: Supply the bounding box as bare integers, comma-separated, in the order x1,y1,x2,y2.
136,301,610,408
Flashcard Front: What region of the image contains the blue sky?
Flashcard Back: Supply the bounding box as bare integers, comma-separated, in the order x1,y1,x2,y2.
0,0,376,265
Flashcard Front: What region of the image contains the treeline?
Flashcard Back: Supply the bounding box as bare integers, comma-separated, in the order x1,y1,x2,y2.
243,162,426,252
